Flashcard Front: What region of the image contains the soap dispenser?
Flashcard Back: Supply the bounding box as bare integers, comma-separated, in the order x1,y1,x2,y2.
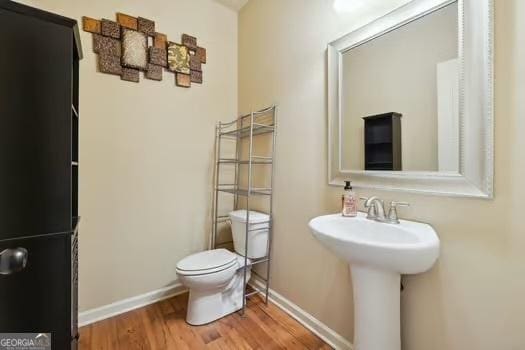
342,180,357,217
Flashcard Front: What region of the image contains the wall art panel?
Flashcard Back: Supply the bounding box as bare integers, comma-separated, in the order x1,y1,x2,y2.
93,34,121,57
82,13,207,88
99,54,122,75
176,73,191,88
122,28,148,70
167,42,190,74
149,47,167,67
138,17,155,36
116,13,137,30
121,67,140,82
146,64,163,81
82,17,100,34
101,19,120,39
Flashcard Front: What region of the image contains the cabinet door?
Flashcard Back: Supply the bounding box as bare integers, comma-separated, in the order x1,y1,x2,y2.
0,235,71,350
0,8,72,239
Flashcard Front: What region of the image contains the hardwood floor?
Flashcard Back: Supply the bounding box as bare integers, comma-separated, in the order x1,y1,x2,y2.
79,292,333,349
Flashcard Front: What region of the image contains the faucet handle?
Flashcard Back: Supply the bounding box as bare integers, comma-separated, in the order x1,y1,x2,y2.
387,201,410,224
390,201,409,208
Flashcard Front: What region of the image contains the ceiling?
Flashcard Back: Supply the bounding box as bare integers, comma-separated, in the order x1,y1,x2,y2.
213,0,250,12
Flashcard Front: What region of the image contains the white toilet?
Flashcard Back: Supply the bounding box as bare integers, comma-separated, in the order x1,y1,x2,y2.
176,210,269,325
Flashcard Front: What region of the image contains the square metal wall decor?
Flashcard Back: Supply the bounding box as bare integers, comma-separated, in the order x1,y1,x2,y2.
190,54,202,72
99,53,122,75
176,73,191,88
82,13,207,88
146,64,163,81
191,70,203,84
138,17,155,36
116,13,137,30
182,34,197,51
82,17,100,34
122,28,148,70
149,47,167,67
121,67,140,82
154,33,167,49
101,19,120,39
93,34,121,57
167,42,190,74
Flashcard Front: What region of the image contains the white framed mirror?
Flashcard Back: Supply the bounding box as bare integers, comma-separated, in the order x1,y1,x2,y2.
328,0,493,198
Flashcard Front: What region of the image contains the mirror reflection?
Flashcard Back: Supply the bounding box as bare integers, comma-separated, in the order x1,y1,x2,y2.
341,2,459,172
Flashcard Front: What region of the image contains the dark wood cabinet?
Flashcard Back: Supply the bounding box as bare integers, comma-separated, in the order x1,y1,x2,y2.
0,1,82,349
363,112,402,171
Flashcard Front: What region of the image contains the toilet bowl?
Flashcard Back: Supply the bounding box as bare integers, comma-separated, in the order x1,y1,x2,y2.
176,210,269,325
176,249,251,325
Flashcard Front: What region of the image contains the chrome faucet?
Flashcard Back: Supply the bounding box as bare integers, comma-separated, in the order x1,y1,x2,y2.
363,196,388,222
361,197,410,224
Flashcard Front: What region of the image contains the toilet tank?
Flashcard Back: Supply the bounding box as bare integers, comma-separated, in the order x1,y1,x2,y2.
229,210,270,259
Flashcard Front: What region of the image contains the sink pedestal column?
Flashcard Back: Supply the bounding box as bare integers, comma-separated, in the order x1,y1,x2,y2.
351,265,401,350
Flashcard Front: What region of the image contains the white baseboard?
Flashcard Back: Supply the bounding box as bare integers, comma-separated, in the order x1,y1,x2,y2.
250,278,353,350
78,282,187,327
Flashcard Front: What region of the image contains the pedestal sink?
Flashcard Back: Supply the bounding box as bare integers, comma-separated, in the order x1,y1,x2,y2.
308,212,439,350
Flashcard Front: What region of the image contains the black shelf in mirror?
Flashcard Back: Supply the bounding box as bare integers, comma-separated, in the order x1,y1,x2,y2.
363,112,402,171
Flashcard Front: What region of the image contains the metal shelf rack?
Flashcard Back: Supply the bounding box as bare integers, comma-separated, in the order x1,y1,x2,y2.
211,105,277,315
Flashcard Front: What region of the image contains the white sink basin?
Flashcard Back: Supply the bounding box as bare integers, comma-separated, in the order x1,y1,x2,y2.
308,212,439,350
308,212,439,274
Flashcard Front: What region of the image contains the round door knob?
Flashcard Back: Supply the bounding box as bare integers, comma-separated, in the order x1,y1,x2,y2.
0,248,28,275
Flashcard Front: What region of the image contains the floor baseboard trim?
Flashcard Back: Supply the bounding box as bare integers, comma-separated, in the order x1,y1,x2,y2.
78,282,187,327
250,278,353,350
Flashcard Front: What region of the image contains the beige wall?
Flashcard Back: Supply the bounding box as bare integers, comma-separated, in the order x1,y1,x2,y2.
239,0,525,349
342,3,458,171
15,0,238,311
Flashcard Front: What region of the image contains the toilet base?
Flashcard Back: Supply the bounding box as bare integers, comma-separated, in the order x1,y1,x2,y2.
185,270,250,325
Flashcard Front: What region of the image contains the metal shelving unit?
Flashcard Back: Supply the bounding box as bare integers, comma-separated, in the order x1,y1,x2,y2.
211,105,277,315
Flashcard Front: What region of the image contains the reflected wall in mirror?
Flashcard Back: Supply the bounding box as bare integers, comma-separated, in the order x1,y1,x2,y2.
341,2,458,172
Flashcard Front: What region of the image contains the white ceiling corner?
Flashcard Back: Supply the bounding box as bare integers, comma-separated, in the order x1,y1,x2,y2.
213,0,250,12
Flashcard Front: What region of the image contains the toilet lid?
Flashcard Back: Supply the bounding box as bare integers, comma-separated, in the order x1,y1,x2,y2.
176,249,237,274
229,210,269,223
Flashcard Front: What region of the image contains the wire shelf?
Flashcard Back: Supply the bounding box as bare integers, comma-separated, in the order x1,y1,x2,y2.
212,105,277,315
250,256,269,265
219,124,275,139
218,157,273,165
217,187,272,196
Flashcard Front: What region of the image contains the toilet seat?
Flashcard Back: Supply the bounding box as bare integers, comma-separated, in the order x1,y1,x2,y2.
176,249,238,276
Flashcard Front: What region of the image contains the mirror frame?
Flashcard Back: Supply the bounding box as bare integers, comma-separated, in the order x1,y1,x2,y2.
328,0,494,198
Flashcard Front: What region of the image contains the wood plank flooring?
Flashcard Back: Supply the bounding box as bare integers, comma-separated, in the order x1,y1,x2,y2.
79,292,333,349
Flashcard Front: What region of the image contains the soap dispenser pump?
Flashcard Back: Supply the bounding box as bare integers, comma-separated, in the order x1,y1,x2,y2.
342,180,357,217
